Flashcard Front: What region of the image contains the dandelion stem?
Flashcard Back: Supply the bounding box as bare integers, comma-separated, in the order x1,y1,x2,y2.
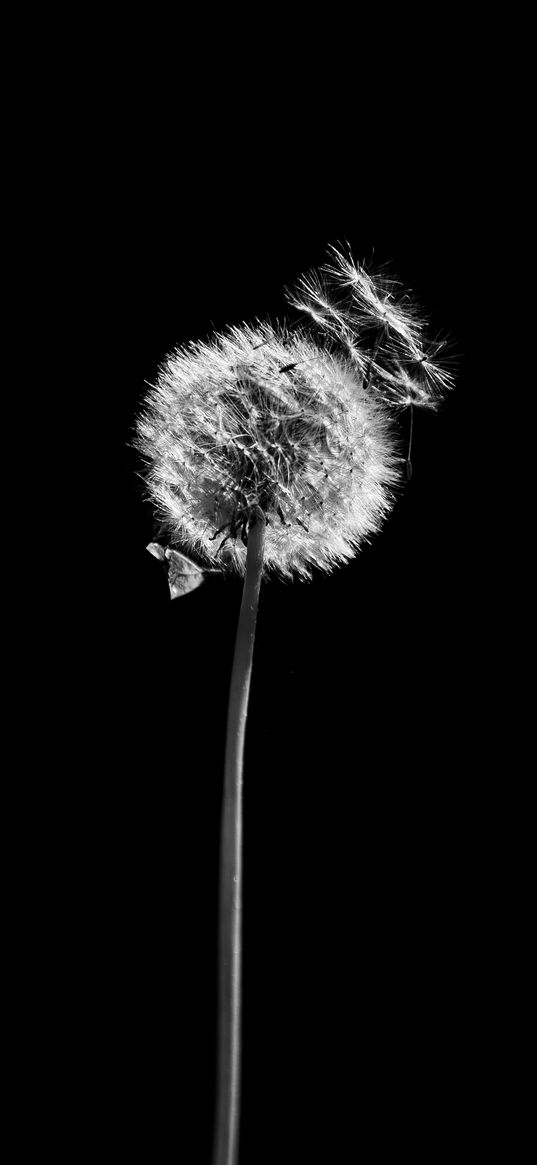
213,509,266,1165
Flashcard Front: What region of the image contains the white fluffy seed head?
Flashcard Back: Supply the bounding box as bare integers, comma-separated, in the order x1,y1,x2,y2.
135,320,402,580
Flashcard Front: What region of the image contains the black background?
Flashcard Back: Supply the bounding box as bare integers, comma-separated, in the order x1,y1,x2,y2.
54,58,504,1162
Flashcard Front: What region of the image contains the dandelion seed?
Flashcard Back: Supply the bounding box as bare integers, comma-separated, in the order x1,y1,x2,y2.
283,245,454,415
323,244,423,348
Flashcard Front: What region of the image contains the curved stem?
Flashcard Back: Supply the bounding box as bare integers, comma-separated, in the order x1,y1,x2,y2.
212,510,266,1165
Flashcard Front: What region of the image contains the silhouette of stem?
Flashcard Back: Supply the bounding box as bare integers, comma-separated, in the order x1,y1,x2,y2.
212,509,266,1165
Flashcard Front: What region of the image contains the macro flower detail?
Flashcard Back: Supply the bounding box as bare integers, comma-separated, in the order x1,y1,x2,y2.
135,321,402,581
136,247,454,588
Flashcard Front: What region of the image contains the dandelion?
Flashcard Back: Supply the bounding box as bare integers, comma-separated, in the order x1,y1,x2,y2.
134,246,454,1165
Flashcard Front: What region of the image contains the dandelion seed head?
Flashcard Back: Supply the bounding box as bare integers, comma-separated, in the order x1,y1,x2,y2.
135,321,402,580
136,247,455,580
